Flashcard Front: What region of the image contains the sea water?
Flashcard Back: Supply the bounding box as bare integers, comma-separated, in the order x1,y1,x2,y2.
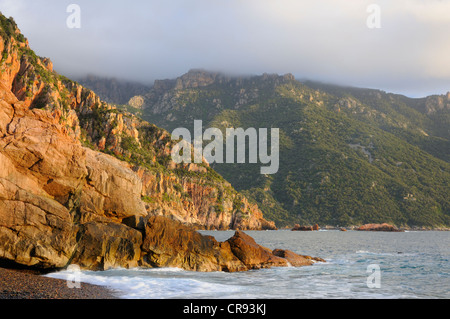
46,230,450,299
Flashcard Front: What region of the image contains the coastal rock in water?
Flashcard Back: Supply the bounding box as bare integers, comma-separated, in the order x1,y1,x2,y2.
141,216,323,272
226,231,288,269
356,223,402,232
272,249,325,266
141,216,246,272
292,224,315,231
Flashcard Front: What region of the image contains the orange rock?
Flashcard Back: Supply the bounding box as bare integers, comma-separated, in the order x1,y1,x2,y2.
141,216,246,272
227,230,288,269
272,249,313,267
356,223,402,232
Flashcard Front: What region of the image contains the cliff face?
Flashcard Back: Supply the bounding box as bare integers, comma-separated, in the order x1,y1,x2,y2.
0,93,289,271
0,15,286,271
0,16,275,232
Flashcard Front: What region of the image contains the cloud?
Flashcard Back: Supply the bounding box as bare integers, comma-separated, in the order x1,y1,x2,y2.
0,0,449,97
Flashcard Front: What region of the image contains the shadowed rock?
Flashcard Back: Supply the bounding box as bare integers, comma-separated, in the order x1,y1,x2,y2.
141,216,323,272
141,216,246,272
292,224,320,231
71,222,142,270
226,231,288,269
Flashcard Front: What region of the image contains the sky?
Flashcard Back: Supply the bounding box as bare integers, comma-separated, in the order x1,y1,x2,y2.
1,0,450,97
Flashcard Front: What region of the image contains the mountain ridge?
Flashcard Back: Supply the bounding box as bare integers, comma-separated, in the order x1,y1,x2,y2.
127,69,450,229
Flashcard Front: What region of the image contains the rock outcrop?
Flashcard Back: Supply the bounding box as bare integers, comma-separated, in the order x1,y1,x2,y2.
0,91,147,268
72,222,143,270
141,216,246,272
141,216,323,272
292,224,320,231
0,15,275,232
0,81,293,271
356,223,403,232
272,249,325,266
1,15,301,272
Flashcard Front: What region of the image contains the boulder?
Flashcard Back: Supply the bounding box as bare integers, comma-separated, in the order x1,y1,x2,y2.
141,216,246,272
272,249,325,266
0,188,77,268
226,231,288,269
141,216,324,272
71,222,143,270
79,148,147,222
292,224,314,231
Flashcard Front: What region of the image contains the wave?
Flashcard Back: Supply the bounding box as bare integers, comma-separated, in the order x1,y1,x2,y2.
46,268,241,299
355,250,417,257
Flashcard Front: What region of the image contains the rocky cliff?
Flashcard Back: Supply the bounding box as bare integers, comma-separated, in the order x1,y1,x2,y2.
0,15,275,232
0,15,309,272
0,85,316,271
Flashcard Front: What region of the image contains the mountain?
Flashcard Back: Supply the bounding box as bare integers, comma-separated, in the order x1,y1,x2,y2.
130,69,450,229
77,74,151,106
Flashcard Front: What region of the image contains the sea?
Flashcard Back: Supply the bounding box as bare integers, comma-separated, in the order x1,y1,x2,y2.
46,230,450,299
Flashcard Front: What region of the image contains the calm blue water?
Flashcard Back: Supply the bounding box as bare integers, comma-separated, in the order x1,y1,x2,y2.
47,230,450,299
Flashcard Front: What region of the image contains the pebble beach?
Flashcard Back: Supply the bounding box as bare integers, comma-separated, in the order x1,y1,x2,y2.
0,267,117,299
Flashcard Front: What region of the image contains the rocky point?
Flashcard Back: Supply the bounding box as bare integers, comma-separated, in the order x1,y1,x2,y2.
0,14,323,272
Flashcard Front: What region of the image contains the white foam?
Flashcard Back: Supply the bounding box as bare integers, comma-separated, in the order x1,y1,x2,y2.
46,268,241,299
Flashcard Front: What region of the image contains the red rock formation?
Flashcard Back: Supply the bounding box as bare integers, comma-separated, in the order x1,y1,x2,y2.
272,249,325,266
0,17,276,232
0,16,285,272
141,216,323,272
226,231,288,269
0,88,286,271
141,216,246,272
356,223,402,232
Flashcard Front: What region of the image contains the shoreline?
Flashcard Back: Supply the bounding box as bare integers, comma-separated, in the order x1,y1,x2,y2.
200,228,450,232
0,267,118,300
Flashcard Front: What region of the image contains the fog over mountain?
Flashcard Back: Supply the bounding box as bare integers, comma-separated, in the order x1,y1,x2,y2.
1,0,449,97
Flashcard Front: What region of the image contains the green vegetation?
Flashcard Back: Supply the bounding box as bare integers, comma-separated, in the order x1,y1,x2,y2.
141,196,156,204
115,104,143,117
2,14,448,228
0,14,19,44
142,72,450,228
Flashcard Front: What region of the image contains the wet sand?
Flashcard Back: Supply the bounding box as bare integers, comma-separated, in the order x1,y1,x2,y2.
0,267,118,299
